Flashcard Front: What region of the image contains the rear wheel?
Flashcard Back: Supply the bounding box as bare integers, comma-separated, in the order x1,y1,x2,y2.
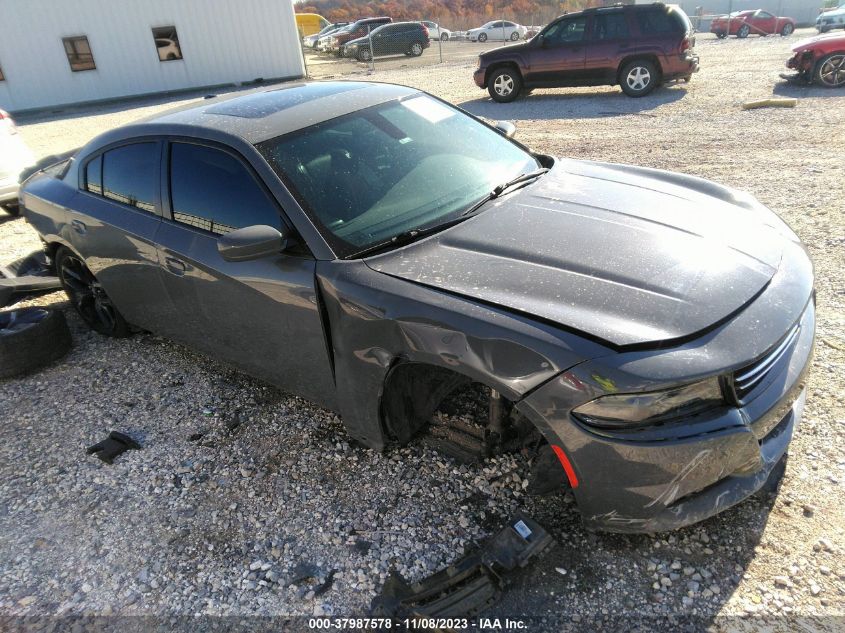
815,53,845,88
56,247,130,337
737,24,750,38
487,67,522,103
410,42,424,56
781,23,794,36
620,59,659,97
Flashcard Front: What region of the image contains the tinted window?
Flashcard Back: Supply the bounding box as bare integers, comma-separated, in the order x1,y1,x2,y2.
85,155,102,195
102,143,158,212
593,12,630,40
545,17,588,43
636,10,678,34
63,36,95,72
169,143,280,235
152,26,183,61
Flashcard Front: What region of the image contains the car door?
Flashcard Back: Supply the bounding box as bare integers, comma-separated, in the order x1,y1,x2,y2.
525,16,589,85
752,11,777,34
587,11,634,81
71,141,172,330
154,139,336,409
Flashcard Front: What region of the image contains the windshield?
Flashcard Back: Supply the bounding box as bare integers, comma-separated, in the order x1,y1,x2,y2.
258,95,539,258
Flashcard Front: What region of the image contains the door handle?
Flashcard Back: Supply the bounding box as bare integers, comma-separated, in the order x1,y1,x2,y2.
71,219,87,235
165,256,187,276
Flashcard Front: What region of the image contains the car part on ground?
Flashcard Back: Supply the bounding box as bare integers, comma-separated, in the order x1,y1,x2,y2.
0,250,62,307
741,98,797,110
0,306,71,379
371,513,555,619
21,80,815,533
785,32,845,87
86,431,141,464
474,3,698,102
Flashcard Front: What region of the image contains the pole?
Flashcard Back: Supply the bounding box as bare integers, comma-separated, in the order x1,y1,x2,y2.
367,25,375,73
437,19,443,63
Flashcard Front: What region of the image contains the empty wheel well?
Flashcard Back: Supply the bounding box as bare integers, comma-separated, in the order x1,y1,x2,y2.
380,362,544,463
617,55,663,83
484,62,522,87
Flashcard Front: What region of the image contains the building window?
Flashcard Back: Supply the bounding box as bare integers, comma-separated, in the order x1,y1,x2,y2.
152,26,183,62
63,36,96,72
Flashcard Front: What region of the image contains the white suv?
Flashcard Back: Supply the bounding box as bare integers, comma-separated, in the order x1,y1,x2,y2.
817,4,845,32
0,109,36,215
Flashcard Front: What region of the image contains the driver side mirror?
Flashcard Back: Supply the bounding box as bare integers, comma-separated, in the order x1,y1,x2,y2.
217,224,290,262
534,34,545,47
494,121,517,138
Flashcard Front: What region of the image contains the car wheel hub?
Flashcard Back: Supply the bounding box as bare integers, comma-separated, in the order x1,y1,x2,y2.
820,55,845,86
412,44,422,54
494,74,514,95
627,67,651,91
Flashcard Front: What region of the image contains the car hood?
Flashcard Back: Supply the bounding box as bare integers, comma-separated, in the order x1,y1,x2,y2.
792,32,845,52
366,159,789,349
482,41,531,59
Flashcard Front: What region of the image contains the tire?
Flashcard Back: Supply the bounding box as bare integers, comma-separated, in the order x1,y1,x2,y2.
737,24,750,38
478,33,487,43
487,67,522,103
0,307,72,379
410,42,423,57
815,53,845,88
510,31,520,41
2,202,20,216
620,59,659,97
358,49,371,62
55,247,131,337
781,23,794,36
440,33,449,41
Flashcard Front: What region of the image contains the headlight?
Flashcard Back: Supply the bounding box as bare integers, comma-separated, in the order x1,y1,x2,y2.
572,378,724,429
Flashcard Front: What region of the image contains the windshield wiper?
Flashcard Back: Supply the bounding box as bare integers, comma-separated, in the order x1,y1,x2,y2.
461,168,549,217
349,216,470,259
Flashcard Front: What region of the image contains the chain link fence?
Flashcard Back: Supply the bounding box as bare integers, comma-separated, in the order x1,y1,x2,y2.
301,11,563,80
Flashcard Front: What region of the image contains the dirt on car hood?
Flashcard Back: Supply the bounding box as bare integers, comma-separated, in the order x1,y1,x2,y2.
366,159,786,349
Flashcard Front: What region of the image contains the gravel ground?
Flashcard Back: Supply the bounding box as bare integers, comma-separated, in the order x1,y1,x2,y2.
1,30,844,630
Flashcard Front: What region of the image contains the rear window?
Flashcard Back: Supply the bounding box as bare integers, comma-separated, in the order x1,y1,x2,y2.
102,143,158,213
636,8,687,34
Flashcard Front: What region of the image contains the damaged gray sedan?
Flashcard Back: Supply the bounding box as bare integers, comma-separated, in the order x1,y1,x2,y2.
21,81,814,533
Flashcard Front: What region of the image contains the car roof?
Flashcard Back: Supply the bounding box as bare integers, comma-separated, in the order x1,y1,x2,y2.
132,81,418,144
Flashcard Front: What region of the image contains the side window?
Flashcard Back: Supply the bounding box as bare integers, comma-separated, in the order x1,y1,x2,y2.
85,155,102,195
636,10,676,34
593,13,630,40
102,143,158,213
152,26,183,62
63,36,96,72
169,142,280,235
546,17,588,44
0,64,4,82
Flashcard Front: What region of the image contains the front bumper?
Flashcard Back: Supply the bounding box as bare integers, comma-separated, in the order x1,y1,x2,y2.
518,297,815,533
473,67,486,88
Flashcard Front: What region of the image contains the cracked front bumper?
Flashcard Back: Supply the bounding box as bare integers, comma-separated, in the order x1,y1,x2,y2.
517,300,814,533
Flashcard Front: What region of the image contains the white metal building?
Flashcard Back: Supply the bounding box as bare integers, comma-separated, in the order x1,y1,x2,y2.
0,0,305,113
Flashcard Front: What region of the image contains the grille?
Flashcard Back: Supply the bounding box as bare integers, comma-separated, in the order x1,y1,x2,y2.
733,326,799,402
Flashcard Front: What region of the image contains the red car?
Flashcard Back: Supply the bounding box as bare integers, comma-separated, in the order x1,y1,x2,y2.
785,32,845,87
710,10,795,38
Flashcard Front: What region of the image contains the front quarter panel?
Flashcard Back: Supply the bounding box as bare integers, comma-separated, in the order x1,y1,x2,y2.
316,259,609,449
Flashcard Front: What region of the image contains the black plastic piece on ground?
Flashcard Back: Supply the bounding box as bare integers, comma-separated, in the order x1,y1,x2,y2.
371,513,555,621
86,431,141,464
0,250,62,307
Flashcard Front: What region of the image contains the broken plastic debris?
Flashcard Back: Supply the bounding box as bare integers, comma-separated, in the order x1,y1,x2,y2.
371,513,555,620
86,431,141,464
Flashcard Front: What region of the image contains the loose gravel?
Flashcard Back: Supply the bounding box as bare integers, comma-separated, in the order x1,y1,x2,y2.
1,30,843,629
